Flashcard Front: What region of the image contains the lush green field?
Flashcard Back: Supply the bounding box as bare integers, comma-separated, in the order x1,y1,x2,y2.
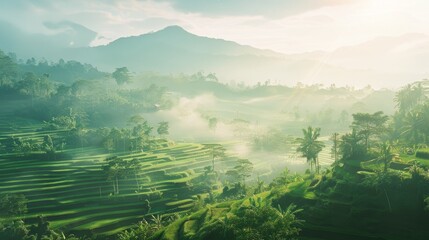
0,114,242,236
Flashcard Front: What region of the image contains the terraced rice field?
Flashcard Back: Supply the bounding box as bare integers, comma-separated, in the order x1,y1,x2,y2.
0,114,239,236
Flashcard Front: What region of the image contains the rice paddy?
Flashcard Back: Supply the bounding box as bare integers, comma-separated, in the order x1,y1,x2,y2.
0,114,240,235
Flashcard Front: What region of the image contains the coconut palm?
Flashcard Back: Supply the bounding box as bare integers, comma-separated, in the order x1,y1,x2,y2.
150,214,165,231
376,142,394,172
395,82,427,113
400,111,425,145
296,126,325,174
339,128,366,161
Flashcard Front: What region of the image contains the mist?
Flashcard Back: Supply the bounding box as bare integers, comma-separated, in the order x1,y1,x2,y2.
2,2,429,240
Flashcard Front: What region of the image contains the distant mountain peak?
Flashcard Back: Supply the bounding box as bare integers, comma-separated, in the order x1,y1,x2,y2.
161,25,186,31
155,25,189,35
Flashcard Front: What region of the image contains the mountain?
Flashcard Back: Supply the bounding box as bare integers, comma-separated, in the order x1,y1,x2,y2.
68,25,405,88
0,20,96,60
1,23,427,88
67,25,287,72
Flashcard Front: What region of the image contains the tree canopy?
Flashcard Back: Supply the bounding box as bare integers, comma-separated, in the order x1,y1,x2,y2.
296,126,325,173
112,67,131,85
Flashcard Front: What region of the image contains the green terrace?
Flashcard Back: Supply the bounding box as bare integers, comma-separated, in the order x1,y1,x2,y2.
0,124,240,235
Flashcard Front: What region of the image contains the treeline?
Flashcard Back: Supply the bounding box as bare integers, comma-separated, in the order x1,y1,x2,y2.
1,50,106,86
1,115,170,156
337,80,429,165
296,80,429,174
0,49,172,127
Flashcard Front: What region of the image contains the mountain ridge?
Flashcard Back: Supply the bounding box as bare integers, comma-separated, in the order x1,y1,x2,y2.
95,25,285,59
0,22,427,88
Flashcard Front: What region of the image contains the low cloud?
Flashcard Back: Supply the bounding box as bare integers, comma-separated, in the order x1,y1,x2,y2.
142,94,236,142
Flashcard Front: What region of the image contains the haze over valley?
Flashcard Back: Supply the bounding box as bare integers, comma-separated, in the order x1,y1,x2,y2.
1,1,429,240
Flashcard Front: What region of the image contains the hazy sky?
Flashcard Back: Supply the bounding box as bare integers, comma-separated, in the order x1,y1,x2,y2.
1,0,428,53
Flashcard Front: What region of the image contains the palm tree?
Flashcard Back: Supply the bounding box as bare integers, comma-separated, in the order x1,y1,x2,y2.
339,128,365,161
377,142,394,172
150,214,165,231
131,158,142,190
275,204,304,225
395,84,413,113
400,111,425,145
296,126,325,174
331,132,340,162
418,103,429,144
395,82,427,113
254,176,265,194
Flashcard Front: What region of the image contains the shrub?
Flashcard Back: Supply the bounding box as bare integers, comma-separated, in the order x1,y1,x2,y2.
416,149,429,160
229,204,304,240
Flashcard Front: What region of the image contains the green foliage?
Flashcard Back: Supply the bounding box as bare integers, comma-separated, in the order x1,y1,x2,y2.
416,148,429,160
112,67,131,85
248,196,264,208
0,216,82,240
0,220,34,240
4,48,429,240
351,111,388,150
392,85,429,147
117,219,155,240
0,60,172,128
406,161,428,183
17,72,55,98
42,135,55,155
362,171,403,191
203,144,226,172
226,159,253,188
0,50,18,87
21,58,105,84
157,121,169,136
395,82,427,113
376,142,394,172
330,132,340,162
254,177,265,194
28,216,53,240
150,214,169,232
184,200,303,240
400,111,427,145
270,168,302,188
296,126,325,173
96,119,165,152
6,137,38,155
339,129,366,161
221,183,246,199
103,156,139,194
45,114,77,130
191,166,219,194
192,194,205,211
0,193,28,218
229,203,303,240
